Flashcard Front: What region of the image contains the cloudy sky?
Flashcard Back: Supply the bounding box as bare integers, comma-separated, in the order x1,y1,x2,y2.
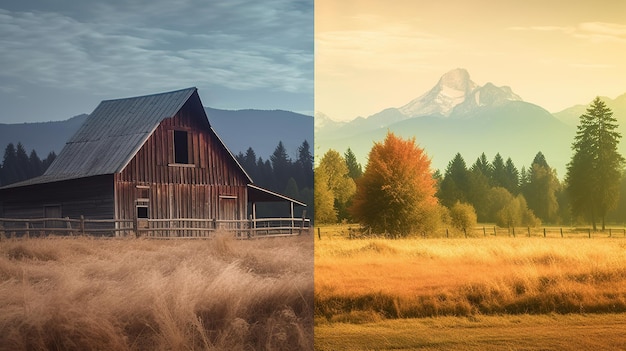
0,0,313,123
316,0,626,121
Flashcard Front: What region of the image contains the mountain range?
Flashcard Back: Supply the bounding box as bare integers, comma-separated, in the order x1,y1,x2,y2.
316,68,626,178
0,108,313,163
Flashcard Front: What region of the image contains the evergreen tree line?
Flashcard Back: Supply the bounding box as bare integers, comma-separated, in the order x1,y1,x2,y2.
235,140,314,217
436,151,560,227
0,142,57,187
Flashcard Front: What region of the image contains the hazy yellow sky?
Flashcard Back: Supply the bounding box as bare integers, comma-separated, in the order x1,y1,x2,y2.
316,0,626,121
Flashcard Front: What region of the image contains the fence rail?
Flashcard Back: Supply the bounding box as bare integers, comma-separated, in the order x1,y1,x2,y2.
0,216,311,239
317,224,626,240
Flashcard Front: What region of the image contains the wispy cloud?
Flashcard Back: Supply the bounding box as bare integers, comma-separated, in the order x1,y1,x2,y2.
569,63,615,69
507,25,575,34
0,0,313,96
508,21,626,43
575,22,626,43
316,24,450,75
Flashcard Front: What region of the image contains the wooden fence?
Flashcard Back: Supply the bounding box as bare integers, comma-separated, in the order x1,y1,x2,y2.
0,216,310,239
317,224,626,240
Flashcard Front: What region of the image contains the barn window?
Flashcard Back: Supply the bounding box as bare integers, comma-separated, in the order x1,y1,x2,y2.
174,130,190,164
136,186,150,219
137,205,149,219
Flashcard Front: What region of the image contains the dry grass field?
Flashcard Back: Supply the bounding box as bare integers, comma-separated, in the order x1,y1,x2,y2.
315,313,626,350
315,225,626,350
0,233,313,351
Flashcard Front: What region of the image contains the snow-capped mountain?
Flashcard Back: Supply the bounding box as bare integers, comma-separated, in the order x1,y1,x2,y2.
399,68,478,117
398,68,522,118
315,68,530,139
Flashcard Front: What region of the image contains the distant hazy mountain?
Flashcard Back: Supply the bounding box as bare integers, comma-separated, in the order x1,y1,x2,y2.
0,114,88,157
316,68,578,177
205,108,313,160
0,108,313,162
553,93,626,128
315,111,345,133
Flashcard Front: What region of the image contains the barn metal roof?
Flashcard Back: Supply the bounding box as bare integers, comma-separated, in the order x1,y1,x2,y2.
0,87,198,188
247,184,307,206
49,87,197,177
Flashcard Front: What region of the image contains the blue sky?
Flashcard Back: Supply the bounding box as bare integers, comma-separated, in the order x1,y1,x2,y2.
0,0,313,123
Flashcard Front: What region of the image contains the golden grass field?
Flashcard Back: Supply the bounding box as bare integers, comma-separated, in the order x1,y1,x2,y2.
0,233,313,351
315,225,626,350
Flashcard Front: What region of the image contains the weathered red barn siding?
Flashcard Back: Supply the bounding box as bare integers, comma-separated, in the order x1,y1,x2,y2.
114,97,248,221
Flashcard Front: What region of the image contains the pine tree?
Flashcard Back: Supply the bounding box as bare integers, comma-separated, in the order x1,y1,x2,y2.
437,153,470,208
491,153,507,188
344,148,363,179
503,157,519,194
42,151,57,170
15,143,30,181
471,153,492,178
270,141,291,190
1,143,18,185
531,151,549,169
242,147,258,180
296,140,314,189
566,97,624,230
522,152,560,223
466,167,492,222
28,149,43,178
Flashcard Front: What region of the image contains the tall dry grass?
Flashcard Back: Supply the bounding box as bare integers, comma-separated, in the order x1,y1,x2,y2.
0,233,313,351
315,235,626,323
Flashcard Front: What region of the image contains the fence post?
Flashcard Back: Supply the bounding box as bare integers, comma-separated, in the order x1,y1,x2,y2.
25,221,30,239
65,217,72,236
133,217,138,238
463,228,467,238
80,215,85,236
248,215,253,239
560,228,563,238
543,228,546,238
494,226,496,236
588,228,591,238
483,226,486,237
317,227,321,240
446,228,449,238
299,210,307,236
609,228,612,237
512,227,515,238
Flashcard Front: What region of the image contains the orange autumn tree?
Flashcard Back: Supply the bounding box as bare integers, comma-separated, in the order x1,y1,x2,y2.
350,132,439,237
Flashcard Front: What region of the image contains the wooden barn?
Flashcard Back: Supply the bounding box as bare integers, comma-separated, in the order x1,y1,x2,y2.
0,88,306,236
